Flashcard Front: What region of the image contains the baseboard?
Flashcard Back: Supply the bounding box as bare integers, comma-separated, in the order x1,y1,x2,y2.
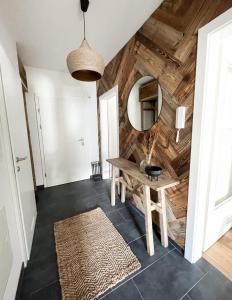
15,263,24,300
35,185,44,204
90,174,103,181
36,185,44,191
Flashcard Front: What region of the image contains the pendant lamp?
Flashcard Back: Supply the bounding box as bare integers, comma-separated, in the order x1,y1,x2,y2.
67,0,105,82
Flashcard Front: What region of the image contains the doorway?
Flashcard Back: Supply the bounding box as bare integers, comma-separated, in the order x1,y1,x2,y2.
203,229,232,281
185,8,232,267
35,95,98,187
99,86,119,179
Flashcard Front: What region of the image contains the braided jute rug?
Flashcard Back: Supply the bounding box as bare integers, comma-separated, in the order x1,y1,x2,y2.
54,207,141,300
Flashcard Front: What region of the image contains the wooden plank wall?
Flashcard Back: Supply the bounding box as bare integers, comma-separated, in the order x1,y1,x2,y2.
97,0,232,248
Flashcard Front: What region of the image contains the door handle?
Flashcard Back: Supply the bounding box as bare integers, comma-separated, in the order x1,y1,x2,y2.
16,156,27,163
77,138,84,146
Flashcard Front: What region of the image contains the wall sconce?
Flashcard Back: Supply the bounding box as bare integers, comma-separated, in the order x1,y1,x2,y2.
175,106,186,143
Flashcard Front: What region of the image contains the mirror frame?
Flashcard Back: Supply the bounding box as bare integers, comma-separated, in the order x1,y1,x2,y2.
126,75,163,132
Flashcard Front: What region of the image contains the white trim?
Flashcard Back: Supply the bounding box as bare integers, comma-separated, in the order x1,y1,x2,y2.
99,86,120,178
34,95,47,187
99,85,119,101
185,8,232,263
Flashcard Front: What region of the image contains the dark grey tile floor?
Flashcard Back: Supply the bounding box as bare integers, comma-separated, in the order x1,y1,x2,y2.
18,179,232,300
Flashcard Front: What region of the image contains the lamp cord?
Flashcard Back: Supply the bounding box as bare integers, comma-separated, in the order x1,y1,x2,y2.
83,12,86,40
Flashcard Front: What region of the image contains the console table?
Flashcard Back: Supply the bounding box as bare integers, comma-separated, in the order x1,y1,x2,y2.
107,158,180,256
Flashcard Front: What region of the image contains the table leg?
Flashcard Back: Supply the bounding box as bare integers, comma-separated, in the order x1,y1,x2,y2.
111,165,116,206
117,181,120,196
158,189,169,248
143,185,155,256
121,181,126,203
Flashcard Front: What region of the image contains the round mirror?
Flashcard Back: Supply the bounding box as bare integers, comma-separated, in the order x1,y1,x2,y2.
127,76,162,131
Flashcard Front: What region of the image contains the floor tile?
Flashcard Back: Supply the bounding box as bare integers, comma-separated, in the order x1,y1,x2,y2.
195,257,213,274
181,294,192,300
124,202,148,235
117,204,145,227
21,258,58,297
93,179,111,195
29,224,56,263
133,249,204,300
98,195,124,213
106,210,125,226
116,220,144,243
100,280,142,300
126,201,144,217
118,206,135,221
188,267,232,300
129,235,174,268
96,287,114,300
31,281,61,300
19,179,232,300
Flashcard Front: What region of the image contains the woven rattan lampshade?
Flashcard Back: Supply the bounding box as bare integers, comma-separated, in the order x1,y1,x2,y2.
67,39,105,82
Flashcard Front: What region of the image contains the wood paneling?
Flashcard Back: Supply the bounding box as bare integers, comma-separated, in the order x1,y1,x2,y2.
97,0,232,248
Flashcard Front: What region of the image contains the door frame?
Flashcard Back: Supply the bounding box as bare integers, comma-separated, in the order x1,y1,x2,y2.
0,66,27,264
36,95,97,187
99,86,119,179
34,95,47,187
185,8,232,263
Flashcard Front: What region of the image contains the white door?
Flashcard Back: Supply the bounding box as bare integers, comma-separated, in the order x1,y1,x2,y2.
203,30,232,250
37,96,94,187
26,93,45,187
100,97,110,179
1,56,37,258
0,67,24,300
100,87,119,179
185,8,232,263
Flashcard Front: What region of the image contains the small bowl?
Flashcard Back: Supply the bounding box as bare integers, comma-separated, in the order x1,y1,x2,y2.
145,165,163,181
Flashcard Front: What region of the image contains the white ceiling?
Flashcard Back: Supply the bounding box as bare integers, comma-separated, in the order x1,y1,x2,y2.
0,0,162,72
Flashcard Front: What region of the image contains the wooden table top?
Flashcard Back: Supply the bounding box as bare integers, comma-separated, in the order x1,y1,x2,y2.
107,158,180,191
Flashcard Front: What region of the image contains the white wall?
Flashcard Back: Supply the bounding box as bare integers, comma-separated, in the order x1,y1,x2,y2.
0,15,26,300
26,67,99,186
